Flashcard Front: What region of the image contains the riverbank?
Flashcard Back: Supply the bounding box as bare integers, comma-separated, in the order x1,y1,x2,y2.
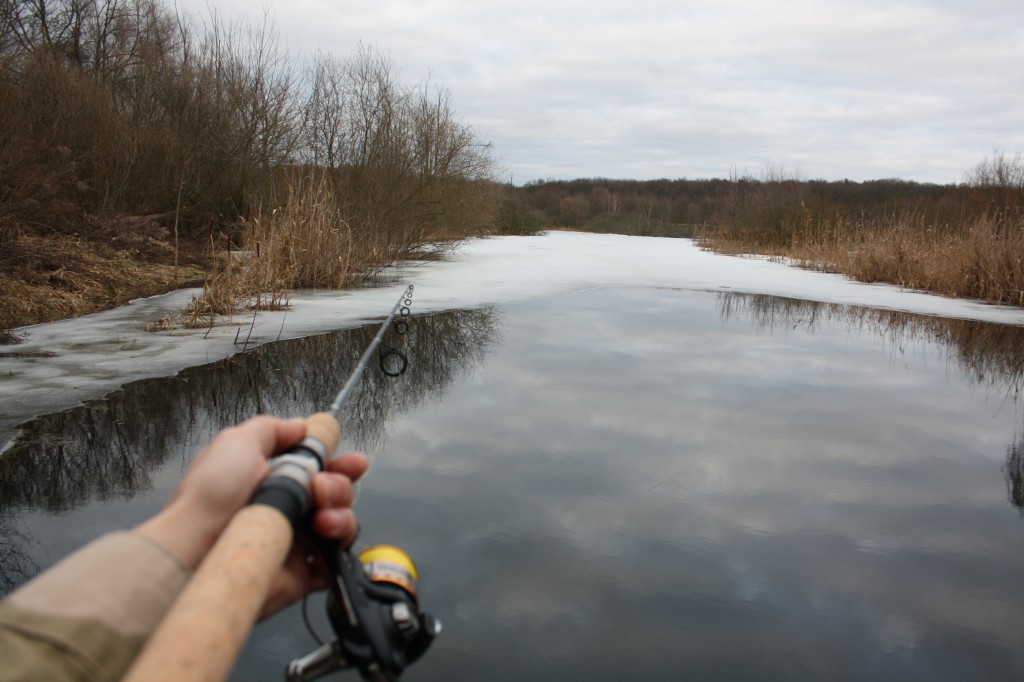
699,210,1024,308
5,231,1024,449
513,157,1024,308
1,1,499,343
0,222,207,342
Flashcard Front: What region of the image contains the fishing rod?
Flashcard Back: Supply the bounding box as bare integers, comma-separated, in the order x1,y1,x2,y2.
124,285,438,682
329,285,415,416
288,284,440,682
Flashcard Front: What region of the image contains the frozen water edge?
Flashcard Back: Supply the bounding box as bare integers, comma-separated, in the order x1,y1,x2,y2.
2,231,1023,448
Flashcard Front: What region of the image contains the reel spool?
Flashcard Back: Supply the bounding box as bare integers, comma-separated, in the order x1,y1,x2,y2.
288,542,439,682
357,546,420,599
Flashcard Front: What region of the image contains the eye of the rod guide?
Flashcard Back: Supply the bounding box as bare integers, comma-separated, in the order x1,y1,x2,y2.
380,349,408,377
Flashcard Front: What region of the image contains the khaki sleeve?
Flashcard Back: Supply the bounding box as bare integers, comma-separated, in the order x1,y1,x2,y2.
0,531,190,682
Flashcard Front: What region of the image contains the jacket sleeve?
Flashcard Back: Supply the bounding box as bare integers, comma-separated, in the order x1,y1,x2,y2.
0,531,190,682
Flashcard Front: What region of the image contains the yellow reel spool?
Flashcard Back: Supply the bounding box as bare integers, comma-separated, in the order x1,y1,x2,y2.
358,545,420,600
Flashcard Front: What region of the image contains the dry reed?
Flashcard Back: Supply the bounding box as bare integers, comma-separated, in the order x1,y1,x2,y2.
699,154,1024,307
706,209,1024,307
185,171,372,325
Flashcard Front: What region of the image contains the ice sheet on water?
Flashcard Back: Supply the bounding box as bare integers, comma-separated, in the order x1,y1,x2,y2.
2,231,1023,444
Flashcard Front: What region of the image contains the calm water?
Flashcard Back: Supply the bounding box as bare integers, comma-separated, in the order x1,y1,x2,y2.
3,287,1024,681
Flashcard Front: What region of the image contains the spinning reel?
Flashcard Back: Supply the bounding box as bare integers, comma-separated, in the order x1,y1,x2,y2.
287,540,440,681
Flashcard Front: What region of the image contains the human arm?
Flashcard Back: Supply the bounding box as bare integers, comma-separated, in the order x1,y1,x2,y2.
136,415,367,616
0,414,367,682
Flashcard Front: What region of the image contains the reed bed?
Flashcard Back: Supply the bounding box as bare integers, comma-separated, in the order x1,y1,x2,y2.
706,209,1024,307
185,173,349,326
699,154,1024,307
184,166,502,326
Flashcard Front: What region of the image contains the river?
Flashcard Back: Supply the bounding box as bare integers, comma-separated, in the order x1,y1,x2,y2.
3,280,1023,680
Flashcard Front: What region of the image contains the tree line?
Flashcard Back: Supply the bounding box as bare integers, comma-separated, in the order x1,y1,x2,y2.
0,0,509,323
3,0,1021,318
511,155,1024,306
513,158,1024,237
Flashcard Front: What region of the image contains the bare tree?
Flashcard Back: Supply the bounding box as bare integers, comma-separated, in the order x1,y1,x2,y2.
968,149,1024,189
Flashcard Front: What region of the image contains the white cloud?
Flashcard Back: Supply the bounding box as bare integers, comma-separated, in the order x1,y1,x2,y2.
176,0,1023,181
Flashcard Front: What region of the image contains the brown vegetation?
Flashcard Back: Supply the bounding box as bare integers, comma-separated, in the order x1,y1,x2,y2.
184,43,506,324
7,0,1017,335
1,0,509,339
0,216,205,333
703,155,1024,307
515,154,1024,307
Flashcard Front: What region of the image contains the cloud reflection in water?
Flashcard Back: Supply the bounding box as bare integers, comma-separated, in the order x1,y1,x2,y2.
357,287,1024,682
2,286,1023,680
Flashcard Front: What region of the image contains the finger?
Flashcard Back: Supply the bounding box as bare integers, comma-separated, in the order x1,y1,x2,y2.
310,473,354,510
311,508,357,543
326,451,369,483
273,417,308,453
232,415,306,458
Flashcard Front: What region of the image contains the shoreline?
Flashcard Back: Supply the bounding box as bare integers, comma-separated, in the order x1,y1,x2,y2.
4,231,1024,450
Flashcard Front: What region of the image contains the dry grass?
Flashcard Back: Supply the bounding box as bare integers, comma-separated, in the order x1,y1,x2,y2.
829,215,1024,306
701,154,1024,307
184,173,348,326
185,161,502,323
249,174,355,290
704,210,1024,307
182,256,250,329
0,231,206,336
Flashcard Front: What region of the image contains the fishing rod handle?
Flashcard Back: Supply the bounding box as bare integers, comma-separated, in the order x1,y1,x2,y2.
250,413,342,525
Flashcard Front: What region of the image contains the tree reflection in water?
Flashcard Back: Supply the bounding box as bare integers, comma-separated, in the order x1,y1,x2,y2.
0,516,38,594
0,307,499,589
1005,438,1024,515
5,292,1024,591
717,292,1024,515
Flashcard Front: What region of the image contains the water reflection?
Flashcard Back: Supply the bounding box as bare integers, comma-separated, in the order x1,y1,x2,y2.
4,287,1024,681
0,516,38,594
0,307,499,591
0,307,498,512
716,292,1024,518
355,289,1024,682
1006,437,1024,514
716,292,1024,396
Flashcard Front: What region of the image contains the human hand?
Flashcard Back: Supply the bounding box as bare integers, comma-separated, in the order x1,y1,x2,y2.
135,415,368,617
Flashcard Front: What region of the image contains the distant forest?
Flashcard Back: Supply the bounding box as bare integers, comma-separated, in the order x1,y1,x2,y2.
505,156,1024,307
507,167,1020,239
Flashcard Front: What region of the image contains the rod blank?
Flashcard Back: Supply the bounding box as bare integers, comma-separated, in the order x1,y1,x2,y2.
328,285,414,419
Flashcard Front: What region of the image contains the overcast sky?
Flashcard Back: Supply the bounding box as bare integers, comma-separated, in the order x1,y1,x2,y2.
180,0,1023,184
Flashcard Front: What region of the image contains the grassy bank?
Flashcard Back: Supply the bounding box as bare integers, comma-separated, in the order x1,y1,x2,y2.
699,155,1024,307
707,209,1024,307
0,217,207,340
